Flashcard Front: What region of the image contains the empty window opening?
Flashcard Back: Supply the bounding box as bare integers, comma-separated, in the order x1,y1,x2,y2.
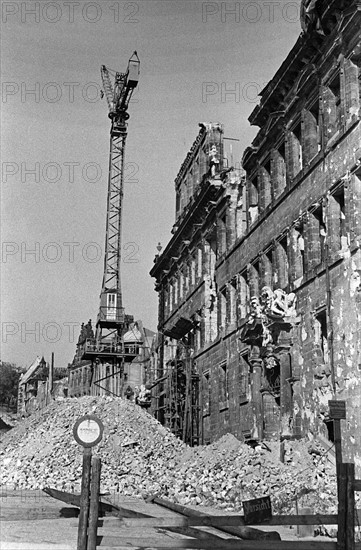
239,354,250,404
238,271,250,319
179,271,184,300
249,260,260,297
229,279,237,325
195,316,202,350
236,183,248,238
197,247,203,279
206,233,217,277
191,255,196,286
261,159,272,210
203,370,211,415
313,203,326,264
219,211,227,255
248,175,259,224
309,101,321,153
290,121,303,174
329,73,341,128
173,278,179,305
332,187,347,249
219,287,227,330
271,144,286,199
262,250,273,288
315,309,329,364
185,263,190,294
219,362,229,406
277,236,289,289
294,223,305,278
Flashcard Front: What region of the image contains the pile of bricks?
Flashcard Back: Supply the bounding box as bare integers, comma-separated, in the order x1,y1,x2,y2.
164,434,338,515
0,396,338,515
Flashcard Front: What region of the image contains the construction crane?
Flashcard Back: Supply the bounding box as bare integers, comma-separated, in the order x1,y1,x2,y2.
80,52,140,396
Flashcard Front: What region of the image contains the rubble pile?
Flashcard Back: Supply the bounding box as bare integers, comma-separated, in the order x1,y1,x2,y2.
0,397,338,515
165,434,338,515
0,396,186,496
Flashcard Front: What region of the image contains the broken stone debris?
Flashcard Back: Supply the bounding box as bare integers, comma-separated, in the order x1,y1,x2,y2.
0,396,342,516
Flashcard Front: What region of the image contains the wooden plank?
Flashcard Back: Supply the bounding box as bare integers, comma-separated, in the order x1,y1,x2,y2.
346,463,355,550
0,507,79,521
334,419,342,494
98,518,240,543
96,537,339,549
43,487,82,507
149,496,281,540
42,487,119,515
77,446,92,550
98,514,338,528
338,463,347,550
88,457,101,550
165,526,230,541
43,487,152,518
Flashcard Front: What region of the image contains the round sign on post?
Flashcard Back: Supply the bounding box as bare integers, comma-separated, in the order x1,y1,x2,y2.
73,415,104,448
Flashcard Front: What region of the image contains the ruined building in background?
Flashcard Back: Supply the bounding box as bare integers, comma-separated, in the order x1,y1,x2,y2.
18,356,68,416
68,320,154,400
150,0,361,470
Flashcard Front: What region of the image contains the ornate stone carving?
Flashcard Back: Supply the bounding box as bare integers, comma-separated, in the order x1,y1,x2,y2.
241,288,298,347
260,286,297,318
246,296,273,346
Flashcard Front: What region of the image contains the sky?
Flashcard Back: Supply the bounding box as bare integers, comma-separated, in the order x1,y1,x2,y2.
1,0,302,368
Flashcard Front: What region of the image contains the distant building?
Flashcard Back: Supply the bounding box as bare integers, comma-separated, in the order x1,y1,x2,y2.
17,356,67,415
17,356,48,415
68,320,155,399
150,0,361,470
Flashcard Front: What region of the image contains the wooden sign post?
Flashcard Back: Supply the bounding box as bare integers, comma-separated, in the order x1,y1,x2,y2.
328,400,346,487
73,415,104,550
328,400,351,550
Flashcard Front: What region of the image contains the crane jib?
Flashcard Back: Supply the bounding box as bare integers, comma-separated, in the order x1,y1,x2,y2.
88,52,140,365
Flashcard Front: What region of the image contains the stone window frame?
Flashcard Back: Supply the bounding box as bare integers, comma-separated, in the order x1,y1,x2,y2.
202,369,211,416
311,201,327,267
258,157,272,212
239,352,251,405
247,172,259,226
313,306,329,368
271,141,287,201
328,184,347,253
218,285,228,332
238,269,250,320
305,98,322,160
287,118,303,179
218,360,229,411
197,245,203,280
291,221,306,283
275,234,290,291
229,278,238,327
217,206,228,256
322,67,343,144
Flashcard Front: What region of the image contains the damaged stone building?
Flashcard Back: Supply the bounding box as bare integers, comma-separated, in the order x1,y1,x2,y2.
68,319,154,400
150,0,361,470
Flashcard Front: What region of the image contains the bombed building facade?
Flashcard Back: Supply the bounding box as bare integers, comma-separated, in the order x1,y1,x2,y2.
150,0,361,469
68,319,154,401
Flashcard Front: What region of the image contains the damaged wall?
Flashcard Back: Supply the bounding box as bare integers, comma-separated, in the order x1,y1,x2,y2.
150,0,361,473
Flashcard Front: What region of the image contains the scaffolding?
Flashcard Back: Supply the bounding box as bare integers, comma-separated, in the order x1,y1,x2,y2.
151,343,200,446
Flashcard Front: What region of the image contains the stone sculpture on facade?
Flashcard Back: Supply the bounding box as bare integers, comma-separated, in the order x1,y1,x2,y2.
260,287,297,319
